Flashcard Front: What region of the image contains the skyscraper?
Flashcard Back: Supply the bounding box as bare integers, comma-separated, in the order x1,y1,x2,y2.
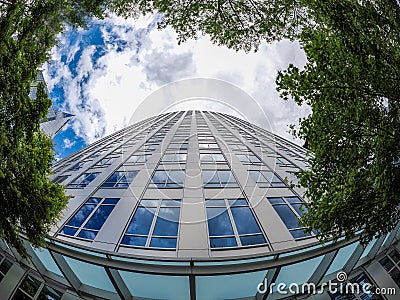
31,70,73,138
0,110,398,300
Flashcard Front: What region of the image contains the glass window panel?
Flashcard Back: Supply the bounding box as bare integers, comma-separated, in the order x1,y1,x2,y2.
249,170,263,183
218,170,234,183
121,235,147,247
12,290,30,300
32,248,63,276
126,207,156,235
200,154,212,162
206,199,225,207
268,197,285,204
153,208,180,236
119,271,190,300
64,257,116,292
202,170,217,184
81,173,97,186
66,205,96,227
124,171,138,183
240,234,266,246
326,242,359,275
380,257,395,271
152,171,168,183
150,237,177,248
389,268,400,286
84,205,114,230
291,203,307,216
210,237,237,248
161,199,181,207
38,285,63,300
196,271,266,300
0,259,12,275
286,196,302,204
140,200,159,207
60,227,78,236
207,208,234,236
272,256,324,293
290,228,311,239
102,198,119,205
273,205,300,229
20,275,41,296
77,230,97,240
231,207,262,234
389,249,400,263
86,197,102,204
228,199,247,206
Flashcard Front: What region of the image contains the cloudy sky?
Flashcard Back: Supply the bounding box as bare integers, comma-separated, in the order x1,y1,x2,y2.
44,13,310,159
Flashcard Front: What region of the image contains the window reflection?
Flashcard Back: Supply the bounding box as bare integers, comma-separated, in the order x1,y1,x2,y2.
206,198,266,249
268,196,312,239
121,199,181,249
61,198,119,240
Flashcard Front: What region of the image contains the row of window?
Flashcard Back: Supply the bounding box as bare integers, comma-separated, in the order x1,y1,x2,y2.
60,195,308,249
62,169,288,190
12,273,63,300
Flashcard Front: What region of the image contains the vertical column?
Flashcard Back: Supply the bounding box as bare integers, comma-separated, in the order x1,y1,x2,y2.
179,111,209,257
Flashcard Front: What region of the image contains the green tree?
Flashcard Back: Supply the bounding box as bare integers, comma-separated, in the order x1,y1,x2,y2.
108,0,305,51
276,0,400,243
0,0,108,256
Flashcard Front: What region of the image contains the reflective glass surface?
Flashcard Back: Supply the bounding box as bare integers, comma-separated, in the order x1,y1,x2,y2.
122,199,181,249
126,207,155,235
196,271,267,300
120,271,190,299
274,205,300,229
231,207,261,234
207,208,234,236
65,257,116,292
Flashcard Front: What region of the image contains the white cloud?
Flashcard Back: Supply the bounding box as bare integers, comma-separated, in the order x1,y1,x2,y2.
45,13,309,146
63,138,76,149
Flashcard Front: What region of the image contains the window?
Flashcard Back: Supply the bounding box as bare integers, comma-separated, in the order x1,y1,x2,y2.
249,170,286,187
236,153,262,164
12,274,63,300
268,196,312,239
52,175,69,184
93,156,116,167
161,153,187,164
60,198,119,240
229,144,249,151
199,143,219,149
0,254,12,282
200,153,226,163
379,249,400,287
121,199,181,249
276,156,295,167
202,170,238,188
168,142,188,150
101,171,138,188
68,161,84,171
124,154,150,165
206,198,266,248
68,172,99,188
149,170,185,188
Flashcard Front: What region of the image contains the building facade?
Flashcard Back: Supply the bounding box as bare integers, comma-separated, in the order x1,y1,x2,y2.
0,110,399,300
31,70,73,138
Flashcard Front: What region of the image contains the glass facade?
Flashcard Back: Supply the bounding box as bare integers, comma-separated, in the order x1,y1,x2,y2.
1,110,395,300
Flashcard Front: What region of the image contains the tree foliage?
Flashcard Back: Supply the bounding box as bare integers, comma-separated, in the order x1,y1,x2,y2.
276,0,400,243
0,0,108,256
108,0,305,51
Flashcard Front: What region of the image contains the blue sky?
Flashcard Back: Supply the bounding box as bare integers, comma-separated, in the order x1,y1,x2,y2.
45,14,310,159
